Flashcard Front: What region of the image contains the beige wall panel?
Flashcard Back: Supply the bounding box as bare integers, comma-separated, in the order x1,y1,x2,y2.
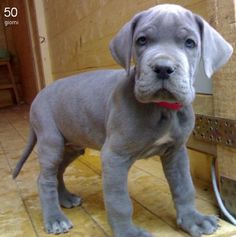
213,0,236,119
44,0,211,78
188,149,212,183
217,146,236,180
212,0,236,182
193,95,214,116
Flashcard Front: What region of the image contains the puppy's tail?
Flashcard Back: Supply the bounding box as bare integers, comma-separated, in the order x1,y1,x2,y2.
12,127,37,179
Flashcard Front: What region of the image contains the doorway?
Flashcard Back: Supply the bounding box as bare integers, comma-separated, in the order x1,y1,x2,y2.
0,0,43,107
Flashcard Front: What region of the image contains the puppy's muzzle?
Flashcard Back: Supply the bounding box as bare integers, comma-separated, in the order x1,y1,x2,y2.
151,56,177,80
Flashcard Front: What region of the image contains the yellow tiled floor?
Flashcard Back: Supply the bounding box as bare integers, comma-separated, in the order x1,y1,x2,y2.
0,105,236,237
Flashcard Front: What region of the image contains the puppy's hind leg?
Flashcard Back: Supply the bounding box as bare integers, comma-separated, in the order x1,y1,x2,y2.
37,131,73,234
58,145,85,208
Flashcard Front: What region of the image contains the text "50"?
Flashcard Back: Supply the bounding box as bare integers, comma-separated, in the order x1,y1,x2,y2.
4,7,18,17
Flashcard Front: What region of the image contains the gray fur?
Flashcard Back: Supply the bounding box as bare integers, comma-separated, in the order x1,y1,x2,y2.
13,4,233,237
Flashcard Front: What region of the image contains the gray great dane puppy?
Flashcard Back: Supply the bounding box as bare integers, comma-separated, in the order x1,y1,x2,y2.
13,4,233,237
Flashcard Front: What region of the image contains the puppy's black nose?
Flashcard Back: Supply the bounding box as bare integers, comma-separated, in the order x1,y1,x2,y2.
153,65,175,80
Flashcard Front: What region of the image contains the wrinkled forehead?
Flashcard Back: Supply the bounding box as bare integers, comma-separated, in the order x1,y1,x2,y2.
135,5,200,40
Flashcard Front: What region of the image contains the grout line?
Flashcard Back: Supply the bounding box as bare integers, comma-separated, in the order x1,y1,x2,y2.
79,158,102,176
71,159,112,236
78,157,220,231
132,196,191,237
133,162,167,183
0,142,40,237
80,205,111,237
5,106,38,156
78,159,187,235
0,107,40,236
14,192,40,237
133,162,217,206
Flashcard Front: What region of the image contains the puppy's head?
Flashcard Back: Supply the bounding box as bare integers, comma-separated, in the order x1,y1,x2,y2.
110,4,233,105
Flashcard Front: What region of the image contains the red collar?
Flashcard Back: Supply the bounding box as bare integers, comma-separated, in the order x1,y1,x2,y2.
155,101,183,111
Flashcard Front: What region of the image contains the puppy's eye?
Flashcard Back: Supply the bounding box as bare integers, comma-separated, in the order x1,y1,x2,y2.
136,36,147,46
185,39,196,48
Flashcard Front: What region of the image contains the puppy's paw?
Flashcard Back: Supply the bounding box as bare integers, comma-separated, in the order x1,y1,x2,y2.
177,210,219,237
59,189,82,208
44,212,73,234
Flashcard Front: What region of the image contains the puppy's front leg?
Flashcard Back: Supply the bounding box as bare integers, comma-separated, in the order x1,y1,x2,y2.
101,145,153,237
161,146,218,237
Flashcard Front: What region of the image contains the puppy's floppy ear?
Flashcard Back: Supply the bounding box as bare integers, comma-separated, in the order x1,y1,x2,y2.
109,12,144,74
195,15,233,78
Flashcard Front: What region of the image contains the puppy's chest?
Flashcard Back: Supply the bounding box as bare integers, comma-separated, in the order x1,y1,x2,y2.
153,132,173,146
138,132,173,159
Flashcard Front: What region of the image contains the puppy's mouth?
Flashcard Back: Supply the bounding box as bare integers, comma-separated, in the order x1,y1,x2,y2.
152,89,177,102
